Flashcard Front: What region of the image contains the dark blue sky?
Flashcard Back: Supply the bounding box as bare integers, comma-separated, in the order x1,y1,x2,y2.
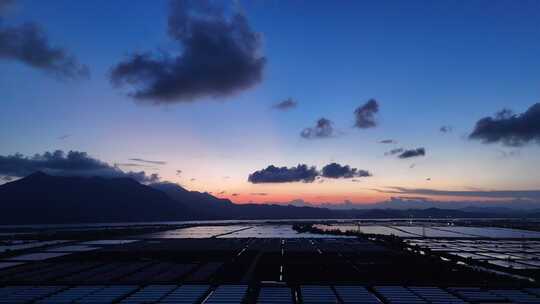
1,0,540,204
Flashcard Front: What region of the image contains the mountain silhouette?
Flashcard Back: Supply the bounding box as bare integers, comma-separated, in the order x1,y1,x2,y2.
0,172,507,224
0,172,190,224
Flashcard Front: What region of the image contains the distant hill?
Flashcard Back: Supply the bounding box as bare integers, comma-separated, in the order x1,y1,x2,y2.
150,182,234,218
0,172,191,224
0,172,528,224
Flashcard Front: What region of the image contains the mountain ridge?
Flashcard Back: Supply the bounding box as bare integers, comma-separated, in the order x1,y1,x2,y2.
0,172,532,224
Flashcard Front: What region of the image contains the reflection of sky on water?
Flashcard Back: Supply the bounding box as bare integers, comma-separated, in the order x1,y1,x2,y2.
406,239,540,270
316,224,540,239
148,225,250,239
0,262,24,269
148,224,352,239
218,225,352,238
0,240,70,253
79,240,139,245
3,252,71,261
45,245,99,252
433,227,540,238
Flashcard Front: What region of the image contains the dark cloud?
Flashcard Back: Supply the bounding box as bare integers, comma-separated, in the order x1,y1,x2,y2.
231,193,239,196
321,163,371,179
398,148,426,159
110,0,265,103
248,164,318,183
469,103,540,147
384,148,404,156
115,163,146,168
426,177,431,181
376,187,540,200
129,158,167,165
176,170,182,175
0,21,89,79
301,118,337,139
248,162,373,183
379,139,396,144
250,192,268,196
124,171,160,184
354,99,379,129
440,125,453,133
0,0,15,16
0,150,159,183
272,98,297,110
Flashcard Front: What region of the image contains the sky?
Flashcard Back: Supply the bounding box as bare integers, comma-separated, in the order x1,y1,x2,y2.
1,0,540,206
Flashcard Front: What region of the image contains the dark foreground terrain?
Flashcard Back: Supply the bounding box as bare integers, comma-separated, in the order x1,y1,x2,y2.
1,223,540,303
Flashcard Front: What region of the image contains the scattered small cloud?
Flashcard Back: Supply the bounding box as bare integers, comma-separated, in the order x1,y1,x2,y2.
440,125,453,133
375,186,540,200
110,0,265,103
223,176,231,179
248,164,319,183
176,170,182,175
385,148,404,156
469,103,540,146
497,150,520,159
231,193,239,196
115,163,146,168
272,98,297,110
129,158,166,165
218,190,226,194
190,178,196,182
301,118,338,139
321,162,372,179
2,175,12,181
379,139,396,144
58,134,70,140
354,99,379,129
250,192,268,196
409,163,416,169
426,177,431,181
351,179,361,183
398,148,426,159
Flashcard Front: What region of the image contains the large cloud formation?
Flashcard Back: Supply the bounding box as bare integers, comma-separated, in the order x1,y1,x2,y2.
110,0,265,103
272,98,297,110
248,162,372,183
0,1,89,80
469,103,540,147
301,118,337,139
0,150,159,183
321,163,371,179
248,164,318,183
354,99,379,128
398,148,426,159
